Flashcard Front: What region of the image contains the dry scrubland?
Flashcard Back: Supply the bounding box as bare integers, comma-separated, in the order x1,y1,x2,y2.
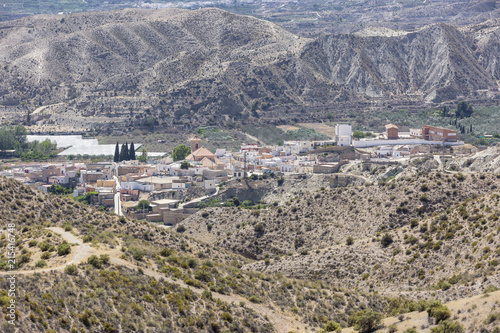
0,177,403,333
182,172,498,260
1,148,500,332
176,151,500,332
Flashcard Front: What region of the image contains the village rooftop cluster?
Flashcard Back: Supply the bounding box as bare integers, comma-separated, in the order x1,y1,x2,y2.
0,123,464,226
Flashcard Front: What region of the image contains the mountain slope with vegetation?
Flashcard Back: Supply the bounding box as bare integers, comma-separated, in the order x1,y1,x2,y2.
0,8,499,132
0,176,407,333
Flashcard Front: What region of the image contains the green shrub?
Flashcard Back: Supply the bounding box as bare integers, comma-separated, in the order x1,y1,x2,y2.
346,236,354,246
130,303,144,316
79,309,96,326
381,234,393,247
221,312,233,323
103,322,117,333
403,329,417,333
187,258,198,268
87,255,102,269
28,240,37,247
201,289,213,300
57,241,71,256
131,247,144,261
254,223,265,233
248,295,262,303
35,260,46,268
324,320,342,332
160,248,174,257
484,312,500,324
484,285,500,293
427,301,451,323
87,254,110,268
64,264,78,275
430,320,463,333
348,309,382,333
388,324,397,333
39,241,51,252
83,235,93,243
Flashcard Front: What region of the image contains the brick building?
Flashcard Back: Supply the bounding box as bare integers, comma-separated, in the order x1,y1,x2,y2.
385,124,399,139
422,125,458,142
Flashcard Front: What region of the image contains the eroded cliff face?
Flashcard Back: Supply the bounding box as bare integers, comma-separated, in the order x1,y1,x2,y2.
0,8,498,131
464,20,500,81
301,23,495,101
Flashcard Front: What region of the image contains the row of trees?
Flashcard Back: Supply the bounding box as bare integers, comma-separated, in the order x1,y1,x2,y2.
0,125,57,161
0,125,28,151
114,142,136,162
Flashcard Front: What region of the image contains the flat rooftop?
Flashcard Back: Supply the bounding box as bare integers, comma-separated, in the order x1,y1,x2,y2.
151,199,180,205
136,176,181,184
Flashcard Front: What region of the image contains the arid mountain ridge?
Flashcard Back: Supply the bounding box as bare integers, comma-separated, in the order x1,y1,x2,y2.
1,8,500,131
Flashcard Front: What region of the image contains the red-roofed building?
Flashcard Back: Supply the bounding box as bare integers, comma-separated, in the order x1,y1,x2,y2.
385,124,399,139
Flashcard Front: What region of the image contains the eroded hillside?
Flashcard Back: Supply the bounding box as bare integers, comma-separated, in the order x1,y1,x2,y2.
0,8,499,132
180,172,499,260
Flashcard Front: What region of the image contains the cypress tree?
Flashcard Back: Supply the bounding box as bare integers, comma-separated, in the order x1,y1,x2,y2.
470,124,473,133
114,142,120,162
119,143,127,162
129,142,136,160
124,142,129,160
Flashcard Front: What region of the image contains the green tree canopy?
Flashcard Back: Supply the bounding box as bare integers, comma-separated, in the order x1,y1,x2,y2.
137,148,147,163
456,101,473,118
172,144,191,161
0,125,28,151
134,200,150,211
180,161,191,169
353,131,366,139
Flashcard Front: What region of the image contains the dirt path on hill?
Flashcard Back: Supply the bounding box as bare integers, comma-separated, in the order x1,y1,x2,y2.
239,131,266,145
0,227,311,333
31,102,64,115
0,227,92,276
109,257,311,333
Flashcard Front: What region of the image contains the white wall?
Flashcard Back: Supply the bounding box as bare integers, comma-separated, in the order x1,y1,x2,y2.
354,139,464,148
337,135,352,147
335,124,352,137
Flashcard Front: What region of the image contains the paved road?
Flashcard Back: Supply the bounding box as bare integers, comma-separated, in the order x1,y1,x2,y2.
178,186,220,209
113,175,123,216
